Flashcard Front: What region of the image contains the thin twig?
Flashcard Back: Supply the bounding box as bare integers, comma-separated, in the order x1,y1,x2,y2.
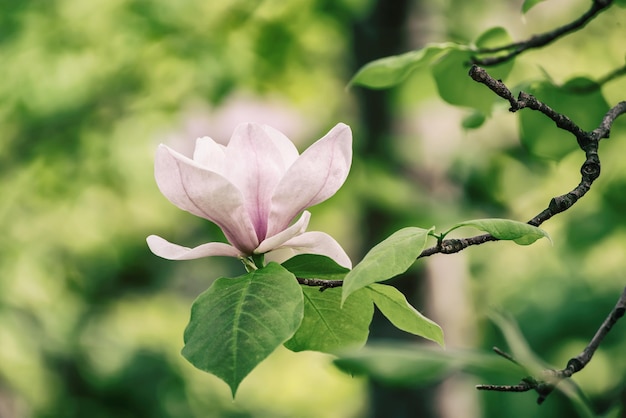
492,346,521,366
472,0,614,66
477,382,534,392
477,287,626,404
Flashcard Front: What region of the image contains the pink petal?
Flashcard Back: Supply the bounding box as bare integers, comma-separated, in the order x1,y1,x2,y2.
254,211,310,254
267,123,352,236
147,235,242,260
277,231,352,268
222,123,292,241
154,144,259,253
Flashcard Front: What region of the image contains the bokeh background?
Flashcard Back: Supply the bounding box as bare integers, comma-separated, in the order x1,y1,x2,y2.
1,0,625,416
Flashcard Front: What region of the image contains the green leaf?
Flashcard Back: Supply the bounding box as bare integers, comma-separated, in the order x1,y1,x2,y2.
488,311,546,376
461,110,486,129
284,287,373,353
334,343,522,387
341,227,433,304
181,263,304,397
444,218,550,245
335,345,452,386
432,28,514,113
474,27,510,49
521,0,547,14
349,43,457,89
615,0,626,7
518,77,610,160
366,284,444,346
281,254,349,281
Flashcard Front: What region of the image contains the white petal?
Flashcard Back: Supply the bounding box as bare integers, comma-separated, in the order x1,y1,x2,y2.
263,248,297,265
261,125,299,167
193,136,226,174
154,144,259,253
267,123,352,236
254,211,310,254
147,235,242,260
222,123,290,241
276,231,352,268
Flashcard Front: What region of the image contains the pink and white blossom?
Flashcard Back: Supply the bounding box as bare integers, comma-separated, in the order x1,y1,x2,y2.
147,122,352,268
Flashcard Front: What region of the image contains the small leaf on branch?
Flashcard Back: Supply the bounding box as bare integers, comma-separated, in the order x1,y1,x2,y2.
366,284,444,347
284,287,373,353
521,0,547,14
181,263,304,397
444,218,550,245
349,43,457,89
474,27,511,49
433,27,514,113
341,227,434,304
462,110,486,129
282,254,349,281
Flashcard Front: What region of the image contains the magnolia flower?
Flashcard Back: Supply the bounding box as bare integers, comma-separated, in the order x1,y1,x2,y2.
147,122,353,268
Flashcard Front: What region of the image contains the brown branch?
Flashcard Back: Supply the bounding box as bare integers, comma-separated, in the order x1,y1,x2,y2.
472,0,614,66
476,364,561,404
300,70,626,288
477,287,626,404
297,277,343,291
418,67,626,259
564,287,626,375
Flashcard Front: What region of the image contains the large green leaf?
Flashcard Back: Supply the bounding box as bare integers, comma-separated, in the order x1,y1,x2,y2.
349,43,457,89
281,254,349,281
181,263,304,396
366,284,444,346
432,27,514,113
341,227,433,304
444,218,551,245
334,343,523,387
284,287,373,353
518,77,610,160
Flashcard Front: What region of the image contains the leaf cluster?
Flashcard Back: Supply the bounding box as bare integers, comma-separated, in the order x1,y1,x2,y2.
184,219,549,395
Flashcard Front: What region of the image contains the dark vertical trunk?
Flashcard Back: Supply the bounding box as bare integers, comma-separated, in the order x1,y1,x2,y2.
352,1,438,417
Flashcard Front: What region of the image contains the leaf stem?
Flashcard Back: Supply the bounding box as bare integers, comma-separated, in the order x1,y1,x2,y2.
241,257,258,272
252,253,265,269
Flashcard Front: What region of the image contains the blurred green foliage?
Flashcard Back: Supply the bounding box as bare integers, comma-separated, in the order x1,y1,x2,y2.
1,0,625,417
0,0,368,416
